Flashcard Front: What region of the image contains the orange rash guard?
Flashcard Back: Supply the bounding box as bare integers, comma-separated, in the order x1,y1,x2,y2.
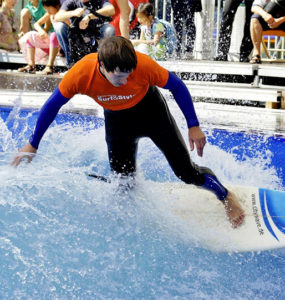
58,51,169,111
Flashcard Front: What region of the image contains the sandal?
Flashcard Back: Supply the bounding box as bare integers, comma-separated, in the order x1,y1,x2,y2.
249,55,261,64
18,64,37,74
39,65,54,75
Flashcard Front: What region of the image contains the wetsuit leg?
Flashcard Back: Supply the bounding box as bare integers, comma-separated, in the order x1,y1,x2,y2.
104,108,140,176
144,87,228,200
142,86,211,185
106,138,138,176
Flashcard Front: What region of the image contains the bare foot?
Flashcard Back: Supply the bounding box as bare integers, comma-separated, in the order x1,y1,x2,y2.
222,190,245,228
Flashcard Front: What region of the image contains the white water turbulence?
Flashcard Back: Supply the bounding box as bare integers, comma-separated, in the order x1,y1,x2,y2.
0,93,284,299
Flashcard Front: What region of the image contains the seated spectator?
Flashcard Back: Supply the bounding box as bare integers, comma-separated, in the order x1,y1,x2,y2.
0,0,19,51
132,2,177,60
19,0,47,38
52,0,72,68
215,0,254,62
18,0,61,74
170,0,202,59
54,0,114,66
250,0,285,63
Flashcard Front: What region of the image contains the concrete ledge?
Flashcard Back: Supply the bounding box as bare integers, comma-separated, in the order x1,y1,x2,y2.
0,71,61,92
0,71,283,104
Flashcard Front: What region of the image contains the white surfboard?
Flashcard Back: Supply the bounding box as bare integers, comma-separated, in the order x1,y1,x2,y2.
156,182,285,252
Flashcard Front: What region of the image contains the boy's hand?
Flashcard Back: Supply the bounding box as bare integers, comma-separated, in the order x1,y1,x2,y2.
188,126,206,157
10,143,37,167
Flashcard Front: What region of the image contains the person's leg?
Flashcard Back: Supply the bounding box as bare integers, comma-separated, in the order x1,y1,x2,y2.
171,0,184,56
184,4,196,56
39,33,59,75
19,8,32,37
68,29,86,66
106,139,139,176
27,46,36,66
18,32,37,73
144,87,215,186
53,22,72,68
239,0,254,62
145,86,244,227
18,46,36,73
250,17,263,60
104,108,139,176
216,0,242,61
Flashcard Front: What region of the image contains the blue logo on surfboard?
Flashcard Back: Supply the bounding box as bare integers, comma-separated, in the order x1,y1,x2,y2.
259,188,285,241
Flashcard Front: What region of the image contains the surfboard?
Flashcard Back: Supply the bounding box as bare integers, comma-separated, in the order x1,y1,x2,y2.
156,182,285,252
87,174,285,252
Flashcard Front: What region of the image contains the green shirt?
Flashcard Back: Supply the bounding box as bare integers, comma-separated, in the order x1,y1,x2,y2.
25,0,54,32
25,0,46,22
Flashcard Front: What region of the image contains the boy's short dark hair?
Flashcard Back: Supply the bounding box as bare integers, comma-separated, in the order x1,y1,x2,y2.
98,36,137,73
136,3,155,17
42,0,60,7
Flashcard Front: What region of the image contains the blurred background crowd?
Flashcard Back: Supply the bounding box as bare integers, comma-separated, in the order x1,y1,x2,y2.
1,0,285,74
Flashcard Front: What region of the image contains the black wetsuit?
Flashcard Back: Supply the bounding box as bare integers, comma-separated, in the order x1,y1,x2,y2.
104,85,214,184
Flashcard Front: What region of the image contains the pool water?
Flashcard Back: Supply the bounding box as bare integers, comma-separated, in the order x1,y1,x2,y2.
0,104,284,299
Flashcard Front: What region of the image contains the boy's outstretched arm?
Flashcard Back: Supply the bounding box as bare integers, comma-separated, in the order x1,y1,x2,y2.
10,87,70,167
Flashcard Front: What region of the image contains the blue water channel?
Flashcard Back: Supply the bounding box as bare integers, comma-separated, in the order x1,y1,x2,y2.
0,106,284,299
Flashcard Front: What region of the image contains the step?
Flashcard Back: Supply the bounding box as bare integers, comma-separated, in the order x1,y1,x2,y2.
184,81,282,102
257,64,285,78
158,60,257,76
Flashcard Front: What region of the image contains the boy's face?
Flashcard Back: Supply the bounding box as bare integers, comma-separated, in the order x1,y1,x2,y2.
136,12,152,26
100,63,132,87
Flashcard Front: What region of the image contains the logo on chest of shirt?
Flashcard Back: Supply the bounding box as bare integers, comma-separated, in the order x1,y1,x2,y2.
97,94,135,102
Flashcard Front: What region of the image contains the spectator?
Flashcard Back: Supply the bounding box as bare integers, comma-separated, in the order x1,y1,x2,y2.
18,0,61,74
0,0,19,51
170,0,202,59
250,0,285,63
54,0,114,66
52,7,72,68
108,0,146,38
132,2,176,60
19,0,48,38
215,0,254,62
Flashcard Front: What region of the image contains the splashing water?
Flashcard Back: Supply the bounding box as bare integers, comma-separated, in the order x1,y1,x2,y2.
0,94,284,299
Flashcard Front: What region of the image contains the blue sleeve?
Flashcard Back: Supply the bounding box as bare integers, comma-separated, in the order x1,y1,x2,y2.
29,86,70,149
163,71,199,128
